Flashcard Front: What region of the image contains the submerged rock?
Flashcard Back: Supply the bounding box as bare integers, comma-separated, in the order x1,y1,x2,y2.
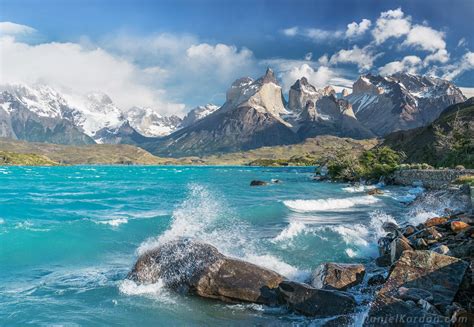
250,180,267,186
368,188,384,196
311,262,365,291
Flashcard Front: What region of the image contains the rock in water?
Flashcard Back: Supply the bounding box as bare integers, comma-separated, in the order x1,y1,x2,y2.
129,239,358,317
278,281,357,317
311,263,365,291
250,180,267,186
364,250,468,326
129,239,284,304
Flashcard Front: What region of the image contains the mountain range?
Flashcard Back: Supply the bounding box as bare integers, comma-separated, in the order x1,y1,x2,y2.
0,69,467,156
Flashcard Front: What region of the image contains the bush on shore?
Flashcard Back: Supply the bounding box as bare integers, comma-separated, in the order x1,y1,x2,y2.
320,146,404,182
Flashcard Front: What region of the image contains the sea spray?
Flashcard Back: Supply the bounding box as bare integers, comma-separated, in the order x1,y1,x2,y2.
137,183,307,281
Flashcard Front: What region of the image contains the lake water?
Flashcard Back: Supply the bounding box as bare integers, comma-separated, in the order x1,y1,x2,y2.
0,166,442,325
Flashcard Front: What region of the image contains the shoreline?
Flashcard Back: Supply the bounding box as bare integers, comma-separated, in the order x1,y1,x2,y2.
126,173,473,326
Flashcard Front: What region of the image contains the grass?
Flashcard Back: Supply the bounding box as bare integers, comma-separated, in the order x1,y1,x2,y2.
0,150,58,166
0,136,378,166
453,175,474,186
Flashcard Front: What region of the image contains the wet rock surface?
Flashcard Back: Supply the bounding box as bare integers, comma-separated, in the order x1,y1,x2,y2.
129,239,358,317
311,262,365,291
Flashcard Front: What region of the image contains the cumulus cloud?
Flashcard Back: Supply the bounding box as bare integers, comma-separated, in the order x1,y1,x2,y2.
329,45,379,71
372,8,411,44
403,25,446,52
424,49,449,65
346,19,372,38
443,51,474,80
281,64,333,90
0,21,36,36
379,56,422,75
304,52,313,61
0,24,260,114
0,35,184,113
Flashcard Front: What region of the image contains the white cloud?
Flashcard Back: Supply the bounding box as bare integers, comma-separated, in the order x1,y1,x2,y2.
304,52,313,61
329,45,379,71
372,8,411,44
443,51,474,80
346,19,372,38
282,27,298,37
0,25,261,114
457,38,467,48
403,25,446,52
305,28,343,41
0,35,185,114
185,43,255,80
424,49,449,65
379,55,422,75
0,21,36,36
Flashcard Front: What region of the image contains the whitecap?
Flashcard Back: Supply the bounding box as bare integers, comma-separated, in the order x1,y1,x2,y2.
342,185,375,193
283,195,379,212
272,221,306,242
96,218,128,227
243,253,310,282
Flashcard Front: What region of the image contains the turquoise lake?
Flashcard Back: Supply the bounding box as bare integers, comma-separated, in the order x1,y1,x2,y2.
0,166,438,325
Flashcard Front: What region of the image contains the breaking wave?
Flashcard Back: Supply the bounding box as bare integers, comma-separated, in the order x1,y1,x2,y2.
283,195,379,212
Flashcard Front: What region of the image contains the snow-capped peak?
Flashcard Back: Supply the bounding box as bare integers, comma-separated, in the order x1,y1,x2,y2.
0,83,68,118
124,106,182,137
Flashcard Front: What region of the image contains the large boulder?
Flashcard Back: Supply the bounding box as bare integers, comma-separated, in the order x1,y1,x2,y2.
364,250,468,326
129,239,358,317
277,281,357,317
129,239,284,304
311,262,365,291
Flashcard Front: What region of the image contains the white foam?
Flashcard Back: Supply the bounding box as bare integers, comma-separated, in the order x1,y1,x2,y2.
0,218,4,224
97,218,128,227
272,222,306,242
283,196,379,212
119,279,175,303
326,210,396,258
243,253,310,282
136,183,309,283
342,185,375,193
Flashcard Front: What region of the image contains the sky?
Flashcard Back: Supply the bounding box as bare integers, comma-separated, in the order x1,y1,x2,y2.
0,0,473,115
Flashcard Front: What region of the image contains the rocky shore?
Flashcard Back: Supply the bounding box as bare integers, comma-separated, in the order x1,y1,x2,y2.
127,186,473,326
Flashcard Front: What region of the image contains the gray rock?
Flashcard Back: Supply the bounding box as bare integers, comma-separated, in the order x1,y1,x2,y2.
382,221,399,233
277,281,357,317
397,287,434,302
311,262,365,291
390,236,413,264
367,274,385,286
250,180,267,186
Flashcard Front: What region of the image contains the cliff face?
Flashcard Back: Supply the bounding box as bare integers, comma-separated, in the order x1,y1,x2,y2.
347,73,466,136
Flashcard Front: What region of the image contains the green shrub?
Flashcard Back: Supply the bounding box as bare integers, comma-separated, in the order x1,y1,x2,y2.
321,146,404,182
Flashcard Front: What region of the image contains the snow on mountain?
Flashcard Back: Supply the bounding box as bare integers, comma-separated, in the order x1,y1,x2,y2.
346,73,466,135
124,106,182,137
0,83,69,118
69,92,125,138
180,104,219,128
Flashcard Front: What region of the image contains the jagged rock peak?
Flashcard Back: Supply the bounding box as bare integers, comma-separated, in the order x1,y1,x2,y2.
291,77,317,93
260,67,278,85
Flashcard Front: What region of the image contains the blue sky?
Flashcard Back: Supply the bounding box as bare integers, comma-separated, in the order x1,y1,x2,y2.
0,0,473,114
